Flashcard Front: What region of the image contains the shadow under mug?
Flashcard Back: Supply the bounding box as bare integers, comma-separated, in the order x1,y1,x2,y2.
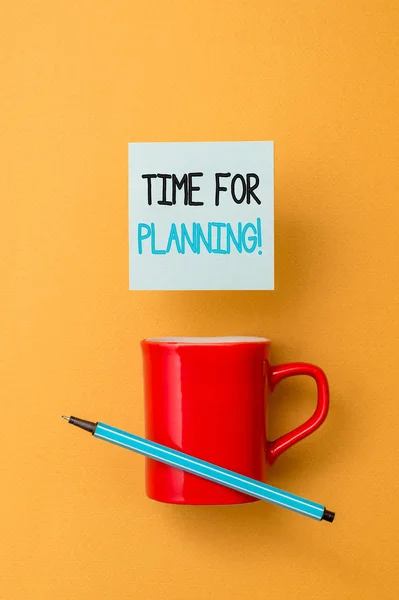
141,336,329,505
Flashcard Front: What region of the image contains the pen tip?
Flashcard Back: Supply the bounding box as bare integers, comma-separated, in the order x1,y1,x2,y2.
62,415,70,421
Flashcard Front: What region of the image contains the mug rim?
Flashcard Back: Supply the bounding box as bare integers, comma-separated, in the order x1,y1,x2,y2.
143,336,270,344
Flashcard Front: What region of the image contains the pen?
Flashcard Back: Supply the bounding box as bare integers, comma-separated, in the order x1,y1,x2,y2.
62,415,335,523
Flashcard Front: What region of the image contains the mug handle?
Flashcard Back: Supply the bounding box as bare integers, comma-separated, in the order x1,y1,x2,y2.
267,362,329,465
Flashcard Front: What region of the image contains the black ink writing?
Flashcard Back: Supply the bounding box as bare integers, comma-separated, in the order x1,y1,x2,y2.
142,172,204,206
215,172,261,205
142,172,261,207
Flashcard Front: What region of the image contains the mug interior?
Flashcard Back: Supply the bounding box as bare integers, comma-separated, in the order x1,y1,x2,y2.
144,336,269,344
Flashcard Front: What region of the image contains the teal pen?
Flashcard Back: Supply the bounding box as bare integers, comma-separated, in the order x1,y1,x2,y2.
62,416,335,523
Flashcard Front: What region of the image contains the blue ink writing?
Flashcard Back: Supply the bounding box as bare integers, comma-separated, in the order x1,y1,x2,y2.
137,219,263,256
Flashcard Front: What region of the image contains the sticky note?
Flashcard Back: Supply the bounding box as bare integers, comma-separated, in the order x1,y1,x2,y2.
128,141,274,290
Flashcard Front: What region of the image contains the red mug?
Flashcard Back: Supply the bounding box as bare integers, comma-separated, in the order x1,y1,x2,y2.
141,336,329,505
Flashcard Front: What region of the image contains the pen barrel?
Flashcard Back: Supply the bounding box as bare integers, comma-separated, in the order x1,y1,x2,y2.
94,423,326,520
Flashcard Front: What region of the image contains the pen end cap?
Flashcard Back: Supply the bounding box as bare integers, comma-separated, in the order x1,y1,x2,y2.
322,509,335,523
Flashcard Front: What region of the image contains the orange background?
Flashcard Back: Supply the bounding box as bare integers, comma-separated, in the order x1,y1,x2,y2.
1,1,399,599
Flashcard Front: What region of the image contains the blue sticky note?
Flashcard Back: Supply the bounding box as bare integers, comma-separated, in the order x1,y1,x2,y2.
128,141,274,290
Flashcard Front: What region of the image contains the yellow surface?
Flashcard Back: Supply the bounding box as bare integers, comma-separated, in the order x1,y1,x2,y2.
1,1,399,599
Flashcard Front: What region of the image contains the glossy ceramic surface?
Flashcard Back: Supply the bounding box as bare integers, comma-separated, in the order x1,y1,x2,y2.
141,337,329,505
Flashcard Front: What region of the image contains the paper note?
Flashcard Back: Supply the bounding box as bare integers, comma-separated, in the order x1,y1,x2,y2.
128,141,274,290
